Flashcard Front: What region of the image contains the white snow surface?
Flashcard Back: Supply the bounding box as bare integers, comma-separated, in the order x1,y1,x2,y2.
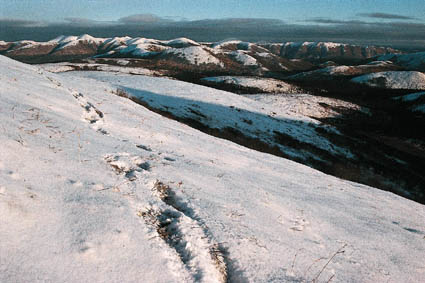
244,93,371,119
165,37,200,47
211,40,242,49
202,76,299,94
284,42,346,50
351,71,425,90
119,43,168,57
229,51,258,66
36,62,157,76
52,34,105,50
1,55,425,282
162,46,223,66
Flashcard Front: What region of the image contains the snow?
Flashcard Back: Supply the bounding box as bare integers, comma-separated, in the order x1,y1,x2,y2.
119,43,167,57
54,34,105,50
48,35,78,43
36,62,156,76
244,93,371,119
162,46,223,66
286,66,352,81
351,71,425,90
229,51,258,66
284,42,344,50
367,60,393,66
66,71,353,162
395,91,425,102
202,76,299,94
165,38,200,48
393,91,425,114
379,52,425,70
1,55,425,282
37,63,75,72
211,40,242,48
320,42,345,49
256,52,272,58
126,37,161,46
11,41,56,50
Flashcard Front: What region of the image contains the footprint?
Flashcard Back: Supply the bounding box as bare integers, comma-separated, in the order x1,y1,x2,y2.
104,154,151,181
290,217,309,232
68,179,84,187
97,128,109,135
136,144,152,151
8,171,20,180
92,183,106,191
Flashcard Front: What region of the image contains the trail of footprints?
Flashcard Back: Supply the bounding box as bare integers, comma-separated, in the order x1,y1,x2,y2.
43,74,228,282
70,91,109,135
104,147,228,283
44,74,108,134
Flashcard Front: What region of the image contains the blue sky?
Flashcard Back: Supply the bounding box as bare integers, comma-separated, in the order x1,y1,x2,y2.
1,0,423,23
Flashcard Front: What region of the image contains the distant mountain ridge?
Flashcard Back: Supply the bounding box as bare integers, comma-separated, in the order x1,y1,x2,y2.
0,34,401,68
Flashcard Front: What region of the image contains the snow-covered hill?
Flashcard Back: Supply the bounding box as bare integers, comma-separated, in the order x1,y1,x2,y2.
394,91,425,114
286,62,401,81
277,41,399,61
0,35,400,73
1,55,424,282
351,71,425,90
161,46,224,67
379,52,425,72
201,76,300,93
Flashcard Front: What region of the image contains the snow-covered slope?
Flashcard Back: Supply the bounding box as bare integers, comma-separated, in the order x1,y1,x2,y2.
229,50,258,66
1,55,425,282
379,52,425,71
244,93,371,119
202,76,300,93
66,71,350,161
351,71,425,90
279,42,399,60
161,46,224,66
286,63,400,81
394,91,425,114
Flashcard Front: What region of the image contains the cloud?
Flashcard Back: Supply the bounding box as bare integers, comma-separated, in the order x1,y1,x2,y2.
63,17,117,27
118,14,171,24
358,12,414,20
1,14,424,50
307,18,425,29
0,18,47,28
308,18,370,25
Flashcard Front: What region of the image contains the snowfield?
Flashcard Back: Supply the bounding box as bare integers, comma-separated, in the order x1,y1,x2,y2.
243,93,371,119
351,71,425,90
379,52,425,71
1,55,425,282
162,46,224,66
66,71,351,161
202,76,300,93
